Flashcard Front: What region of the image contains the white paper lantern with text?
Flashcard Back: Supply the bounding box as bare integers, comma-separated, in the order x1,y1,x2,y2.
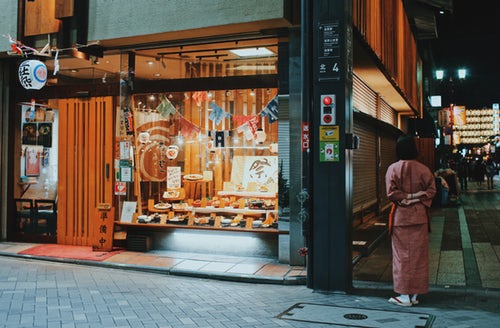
18,60,47,90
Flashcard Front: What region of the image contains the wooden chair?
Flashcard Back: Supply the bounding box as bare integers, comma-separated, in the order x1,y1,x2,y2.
14,199,34,234
33,199,57,236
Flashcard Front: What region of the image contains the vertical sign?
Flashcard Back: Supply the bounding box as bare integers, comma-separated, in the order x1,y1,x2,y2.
302,122,310,151
92,204,115,252
318,21,340,81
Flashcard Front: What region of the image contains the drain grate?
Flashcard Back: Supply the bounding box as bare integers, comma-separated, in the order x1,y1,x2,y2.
277,303,434,327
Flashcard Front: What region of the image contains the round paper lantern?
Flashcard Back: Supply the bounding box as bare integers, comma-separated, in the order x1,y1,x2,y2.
166,145,179,160
18,60,47,90
255,128,267,144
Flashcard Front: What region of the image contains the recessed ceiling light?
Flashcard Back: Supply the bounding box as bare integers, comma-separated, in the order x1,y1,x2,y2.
153,73,161,77
229,47,274,57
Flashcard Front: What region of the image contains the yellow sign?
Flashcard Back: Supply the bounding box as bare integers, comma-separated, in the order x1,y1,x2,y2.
319,126,339,141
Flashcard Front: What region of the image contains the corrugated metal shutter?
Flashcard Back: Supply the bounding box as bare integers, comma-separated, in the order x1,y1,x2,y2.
353,74,377,118
379,133,397,211
380,97,396,125
353,120,377,213
278,95,290,181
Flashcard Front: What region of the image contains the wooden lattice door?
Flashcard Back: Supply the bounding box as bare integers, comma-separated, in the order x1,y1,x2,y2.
55,97,114,245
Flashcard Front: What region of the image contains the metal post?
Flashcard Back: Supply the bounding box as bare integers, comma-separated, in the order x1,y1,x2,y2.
304,0,354,292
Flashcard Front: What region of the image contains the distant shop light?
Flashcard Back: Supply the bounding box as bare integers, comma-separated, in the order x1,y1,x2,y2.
458,68,467,79
435,69,444,80
429,95,442,107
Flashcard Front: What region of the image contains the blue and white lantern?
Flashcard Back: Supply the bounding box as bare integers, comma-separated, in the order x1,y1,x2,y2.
18,60,47,90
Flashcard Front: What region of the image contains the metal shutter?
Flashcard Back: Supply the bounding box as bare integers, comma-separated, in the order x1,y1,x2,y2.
353,74,377,118
353,120,377,213
380,97,396,126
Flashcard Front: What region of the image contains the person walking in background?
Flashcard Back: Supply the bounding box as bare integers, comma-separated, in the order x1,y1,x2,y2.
457,157,469,191
474,158,486,187
485,157,496,189
385,135,436,307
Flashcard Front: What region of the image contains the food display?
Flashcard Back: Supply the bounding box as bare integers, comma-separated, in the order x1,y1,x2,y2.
134,194,278,231
153,202,171,210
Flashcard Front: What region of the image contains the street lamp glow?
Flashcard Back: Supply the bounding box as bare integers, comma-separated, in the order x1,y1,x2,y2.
435,69,444,80
457,68,467,79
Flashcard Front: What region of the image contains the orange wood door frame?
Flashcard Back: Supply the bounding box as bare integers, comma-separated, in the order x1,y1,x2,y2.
56,97,114,245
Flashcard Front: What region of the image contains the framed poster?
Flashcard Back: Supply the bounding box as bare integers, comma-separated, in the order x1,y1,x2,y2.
37,123,52,147
22,123,37,145
25,146,41,176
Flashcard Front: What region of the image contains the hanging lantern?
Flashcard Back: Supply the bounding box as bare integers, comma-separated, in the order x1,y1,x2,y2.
18,60,47,90
166,145,179,160
255,128,267,144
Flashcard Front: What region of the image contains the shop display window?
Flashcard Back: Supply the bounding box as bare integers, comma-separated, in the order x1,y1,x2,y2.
116,88,280,231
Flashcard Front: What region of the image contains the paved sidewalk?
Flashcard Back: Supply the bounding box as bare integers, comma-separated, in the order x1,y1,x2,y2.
1,177,499,326
1,178,499,290
0,242,307,285
354,183,500,291
0,255,499,328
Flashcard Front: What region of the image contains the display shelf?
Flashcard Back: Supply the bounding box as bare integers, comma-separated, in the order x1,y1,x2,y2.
178,205,273,216
115,221,286,234
217,191,277,198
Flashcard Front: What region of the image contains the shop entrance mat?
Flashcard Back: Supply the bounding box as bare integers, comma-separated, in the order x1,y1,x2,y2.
277,303,434,327
18,244,124,262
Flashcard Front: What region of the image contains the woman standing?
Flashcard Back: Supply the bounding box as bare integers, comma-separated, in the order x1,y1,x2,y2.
385,135,436,306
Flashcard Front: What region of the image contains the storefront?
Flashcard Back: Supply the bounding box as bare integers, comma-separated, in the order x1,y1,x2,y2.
113,39,283,257
10,34,292,260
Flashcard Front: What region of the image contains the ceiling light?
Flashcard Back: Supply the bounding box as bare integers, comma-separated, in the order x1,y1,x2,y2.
229,65,276,71
229,47,274,57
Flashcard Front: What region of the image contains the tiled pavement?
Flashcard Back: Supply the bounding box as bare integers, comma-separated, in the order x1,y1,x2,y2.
0,176,499,326
353,181,500,290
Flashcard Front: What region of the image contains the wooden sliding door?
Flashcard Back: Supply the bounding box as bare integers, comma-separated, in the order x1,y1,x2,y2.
56,97,114,245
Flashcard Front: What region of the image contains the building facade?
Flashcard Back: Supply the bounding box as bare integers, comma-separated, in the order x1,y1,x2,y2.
0,0,438,291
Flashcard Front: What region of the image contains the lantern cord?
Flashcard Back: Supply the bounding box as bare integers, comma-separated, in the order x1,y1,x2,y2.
2,34,100,58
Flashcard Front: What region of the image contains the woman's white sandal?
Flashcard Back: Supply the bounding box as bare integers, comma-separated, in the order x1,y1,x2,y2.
388,296,412,307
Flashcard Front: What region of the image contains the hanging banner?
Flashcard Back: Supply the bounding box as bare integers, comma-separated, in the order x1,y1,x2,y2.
452,105,467,126
18,60,47,90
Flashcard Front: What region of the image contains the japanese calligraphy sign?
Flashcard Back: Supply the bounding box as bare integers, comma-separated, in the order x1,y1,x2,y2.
92,204,115,252
18,60,47,90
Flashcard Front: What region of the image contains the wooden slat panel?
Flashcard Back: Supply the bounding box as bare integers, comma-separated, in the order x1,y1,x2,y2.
56,97,114,246
24,0,61,36
55,0,74,18
56,100,68,244
103,97,114,205
67,99,77,244
76,100,84,245
352,0,421,113
86,99,95,244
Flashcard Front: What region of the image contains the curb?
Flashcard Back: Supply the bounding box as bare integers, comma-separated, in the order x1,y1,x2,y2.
0,251,306,285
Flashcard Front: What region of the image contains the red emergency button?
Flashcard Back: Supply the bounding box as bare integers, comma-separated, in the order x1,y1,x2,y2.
323,96,332,105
